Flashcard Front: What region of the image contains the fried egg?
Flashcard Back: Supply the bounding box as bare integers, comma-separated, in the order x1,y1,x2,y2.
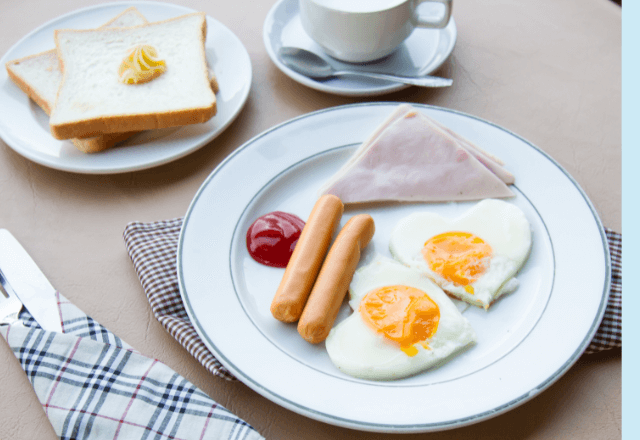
389,199,532,309
325,257,476,380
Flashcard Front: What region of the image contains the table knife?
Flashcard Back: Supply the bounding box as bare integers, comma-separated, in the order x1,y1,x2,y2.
0,229,63,333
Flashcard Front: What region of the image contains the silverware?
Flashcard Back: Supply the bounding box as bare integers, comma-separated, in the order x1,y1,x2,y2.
278,46,453,88
0,268,25,327
0,230,62,333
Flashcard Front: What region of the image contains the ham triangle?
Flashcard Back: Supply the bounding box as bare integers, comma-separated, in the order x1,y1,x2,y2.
318,105,515,204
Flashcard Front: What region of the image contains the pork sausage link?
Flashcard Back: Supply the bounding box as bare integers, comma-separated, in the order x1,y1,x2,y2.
297,214,375,343
270,195,344,322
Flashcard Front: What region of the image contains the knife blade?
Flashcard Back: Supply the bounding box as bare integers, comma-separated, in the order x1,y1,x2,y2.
0,229,63,333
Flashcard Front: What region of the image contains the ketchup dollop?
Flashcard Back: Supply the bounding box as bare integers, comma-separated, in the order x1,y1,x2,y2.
246,211,306,268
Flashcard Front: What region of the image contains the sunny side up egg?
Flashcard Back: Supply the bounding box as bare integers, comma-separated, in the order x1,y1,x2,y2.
389,199,532,310
325,257,476,380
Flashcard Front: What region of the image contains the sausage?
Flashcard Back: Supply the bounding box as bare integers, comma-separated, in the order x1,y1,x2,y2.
297,214,375,343
270,194,344,322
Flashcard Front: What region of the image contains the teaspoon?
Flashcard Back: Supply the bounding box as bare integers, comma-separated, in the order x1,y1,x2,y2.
278,47,453,88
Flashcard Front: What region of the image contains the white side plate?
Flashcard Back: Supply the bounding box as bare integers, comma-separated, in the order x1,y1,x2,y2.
0,1,252,174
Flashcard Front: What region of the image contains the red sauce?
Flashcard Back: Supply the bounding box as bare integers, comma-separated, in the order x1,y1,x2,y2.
246,211,305,268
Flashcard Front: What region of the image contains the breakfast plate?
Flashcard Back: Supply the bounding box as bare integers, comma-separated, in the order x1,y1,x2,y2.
178,103,610,432
263,0,457,97
0,1,251,174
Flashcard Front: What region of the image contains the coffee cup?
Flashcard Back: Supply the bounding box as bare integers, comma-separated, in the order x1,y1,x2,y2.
299,0,453,63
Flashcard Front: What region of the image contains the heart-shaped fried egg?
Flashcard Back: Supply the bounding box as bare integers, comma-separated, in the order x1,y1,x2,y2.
389,199,532,309
325,257,476,380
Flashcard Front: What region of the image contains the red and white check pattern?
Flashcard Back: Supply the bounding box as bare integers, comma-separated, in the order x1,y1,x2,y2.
123,219,622,374
0,292,263,440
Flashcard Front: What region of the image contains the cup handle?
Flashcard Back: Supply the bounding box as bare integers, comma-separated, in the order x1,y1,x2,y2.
412,0,452,29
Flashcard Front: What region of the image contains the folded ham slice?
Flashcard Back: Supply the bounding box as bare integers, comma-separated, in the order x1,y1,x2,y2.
434,122,515,185
318,105,515,204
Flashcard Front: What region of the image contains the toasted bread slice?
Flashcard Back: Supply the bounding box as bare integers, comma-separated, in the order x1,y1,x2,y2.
319,106,515,204
5,7,147,153
49,12,216,140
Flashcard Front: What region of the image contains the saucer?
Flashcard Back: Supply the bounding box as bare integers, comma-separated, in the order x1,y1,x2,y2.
263,0,457,97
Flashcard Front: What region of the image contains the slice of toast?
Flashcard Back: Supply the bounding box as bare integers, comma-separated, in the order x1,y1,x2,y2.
319,106,515,204
5,7,147,153
49,12,216,140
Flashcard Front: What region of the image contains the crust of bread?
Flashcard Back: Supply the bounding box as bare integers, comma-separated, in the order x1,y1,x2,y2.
50,12,216,140
209,72,219,94
5,7,151,152
7,51,141,153
5,51,56,115
101,6,147,27
71,131,139,153
51,105,217,140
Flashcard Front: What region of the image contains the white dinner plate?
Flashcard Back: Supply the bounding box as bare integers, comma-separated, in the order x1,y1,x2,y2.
0,1,251,174
178,103,610,432
263,0,456,97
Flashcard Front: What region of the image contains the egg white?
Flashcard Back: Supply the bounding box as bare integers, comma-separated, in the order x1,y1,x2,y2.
325,257,476,380
389,199,532,309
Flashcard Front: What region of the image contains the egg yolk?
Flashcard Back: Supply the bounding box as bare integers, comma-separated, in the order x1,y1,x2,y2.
359,285,440,356
422,232,492,287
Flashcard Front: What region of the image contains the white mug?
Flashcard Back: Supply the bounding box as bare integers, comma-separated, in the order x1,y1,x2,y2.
299,0,453,63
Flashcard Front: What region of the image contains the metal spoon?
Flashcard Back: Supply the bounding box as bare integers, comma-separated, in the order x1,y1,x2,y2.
278,47,453,88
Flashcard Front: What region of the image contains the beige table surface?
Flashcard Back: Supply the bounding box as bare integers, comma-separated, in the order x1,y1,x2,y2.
0,0,621,438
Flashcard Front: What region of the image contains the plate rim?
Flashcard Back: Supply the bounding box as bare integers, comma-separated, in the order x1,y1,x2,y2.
177,102,612,432
0,0,252,174
262,0,457,97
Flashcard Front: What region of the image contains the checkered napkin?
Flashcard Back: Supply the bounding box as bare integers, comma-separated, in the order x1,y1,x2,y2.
123,219,622,369
0,291,263,440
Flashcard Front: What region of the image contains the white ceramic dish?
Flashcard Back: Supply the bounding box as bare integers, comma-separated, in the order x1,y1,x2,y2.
0,1,252,174
263,0,457,97
178,103,610,432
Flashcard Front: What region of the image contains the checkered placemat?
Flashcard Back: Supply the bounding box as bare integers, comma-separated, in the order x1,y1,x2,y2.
0,291,263,440
123,219,622,376
584,228,622,353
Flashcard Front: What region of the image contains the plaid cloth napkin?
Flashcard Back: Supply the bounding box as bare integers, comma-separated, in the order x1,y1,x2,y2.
0,291,263,440
123,219,622,375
